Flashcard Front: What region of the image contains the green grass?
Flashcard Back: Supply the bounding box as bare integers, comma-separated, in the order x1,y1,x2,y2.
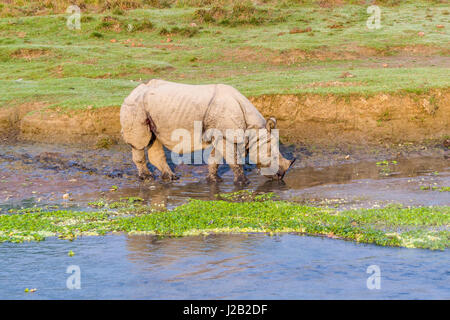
0,1,449,109
1,66,448,109
1,197,448,250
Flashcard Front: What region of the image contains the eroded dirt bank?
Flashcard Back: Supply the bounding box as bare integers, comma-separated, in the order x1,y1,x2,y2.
0,90,449,146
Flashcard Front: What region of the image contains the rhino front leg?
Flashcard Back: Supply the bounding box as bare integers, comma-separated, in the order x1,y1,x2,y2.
230,164,249,185
132,148,153,180
220,141,248,185
148,139,178,180
214,139,248,185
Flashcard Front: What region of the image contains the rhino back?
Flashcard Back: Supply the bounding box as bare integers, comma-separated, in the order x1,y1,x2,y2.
217,84,266,130
127,81,266,151
142,82,216,149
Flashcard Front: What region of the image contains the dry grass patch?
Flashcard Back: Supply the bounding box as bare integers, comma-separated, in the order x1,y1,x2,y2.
10,48,53,60
194,2,287,26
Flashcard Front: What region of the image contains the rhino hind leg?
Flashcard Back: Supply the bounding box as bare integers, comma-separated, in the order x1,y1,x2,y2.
206,148,223,183
132,148,153,180
207,163,222,183
147,139,178,180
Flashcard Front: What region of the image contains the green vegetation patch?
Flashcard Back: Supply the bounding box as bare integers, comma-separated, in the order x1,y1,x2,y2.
420,185,450,192
97,15,154,33
159,25,198,37
1,196,448,250
0,1,449,109
193,2,287,26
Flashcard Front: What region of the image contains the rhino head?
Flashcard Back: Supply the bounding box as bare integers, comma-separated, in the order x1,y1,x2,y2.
248,117,296,180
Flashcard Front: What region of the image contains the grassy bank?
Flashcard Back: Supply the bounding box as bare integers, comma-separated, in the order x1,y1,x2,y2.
1,195,448,250
0,0,449,110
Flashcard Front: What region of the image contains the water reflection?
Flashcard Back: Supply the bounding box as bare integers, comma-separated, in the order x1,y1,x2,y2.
124,235,265,288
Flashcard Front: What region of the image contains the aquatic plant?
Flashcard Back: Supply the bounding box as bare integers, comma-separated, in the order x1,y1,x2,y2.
420,185,450,192
376,160,398,176
0,198,448,250
216,190,278,202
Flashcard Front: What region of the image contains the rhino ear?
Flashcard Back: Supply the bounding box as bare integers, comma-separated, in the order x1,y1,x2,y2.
265,117,277,132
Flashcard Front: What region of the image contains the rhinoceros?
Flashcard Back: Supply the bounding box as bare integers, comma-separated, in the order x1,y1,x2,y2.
120,79,295,184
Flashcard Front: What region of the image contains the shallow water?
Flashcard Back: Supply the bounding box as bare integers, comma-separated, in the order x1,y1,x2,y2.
0,142,449,299
0,234,448,299
0,142,449,210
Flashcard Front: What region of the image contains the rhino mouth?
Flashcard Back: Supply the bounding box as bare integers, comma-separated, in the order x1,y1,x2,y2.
266,157,296,181
278,157,296,180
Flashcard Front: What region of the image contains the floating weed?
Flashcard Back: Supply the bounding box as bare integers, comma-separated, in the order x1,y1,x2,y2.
376,160,398,176
397,230,449,250
376,160,398,166
0,200,448,250
12,207,43,214
109,197,147,211
217,190,278,202
88,199,107,208
420,185,449,192
87,197,154,215
120,196,144,203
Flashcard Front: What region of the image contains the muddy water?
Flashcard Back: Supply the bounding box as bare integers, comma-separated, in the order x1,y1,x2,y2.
0,142,449,299
0,142,449,211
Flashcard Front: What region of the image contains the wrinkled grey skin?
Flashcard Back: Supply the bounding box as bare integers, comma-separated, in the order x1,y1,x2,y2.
120,79,294,184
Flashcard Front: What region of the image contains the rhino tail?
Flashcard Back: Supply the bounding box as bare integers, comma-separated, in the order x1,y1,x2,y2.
145,114,157,134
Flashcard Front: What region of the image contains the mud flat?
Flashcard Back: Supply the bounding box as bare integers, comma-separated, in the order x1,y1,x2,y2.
1,142,448,211
0,90,449,146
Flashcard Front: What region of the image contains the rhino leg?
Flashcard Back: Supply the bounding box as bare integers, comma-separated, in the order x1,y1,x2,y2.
147,139,178,180
210,137,248,185
206,148,223,183
207,163,223,183
222,141,248,185
132,148,153,180
230,164,249,185
222,142,248,185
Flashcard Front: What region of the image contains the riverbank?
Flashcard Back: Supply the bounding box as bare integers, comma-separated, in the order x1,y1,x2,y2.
1,90,449,146
1,1,449,145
